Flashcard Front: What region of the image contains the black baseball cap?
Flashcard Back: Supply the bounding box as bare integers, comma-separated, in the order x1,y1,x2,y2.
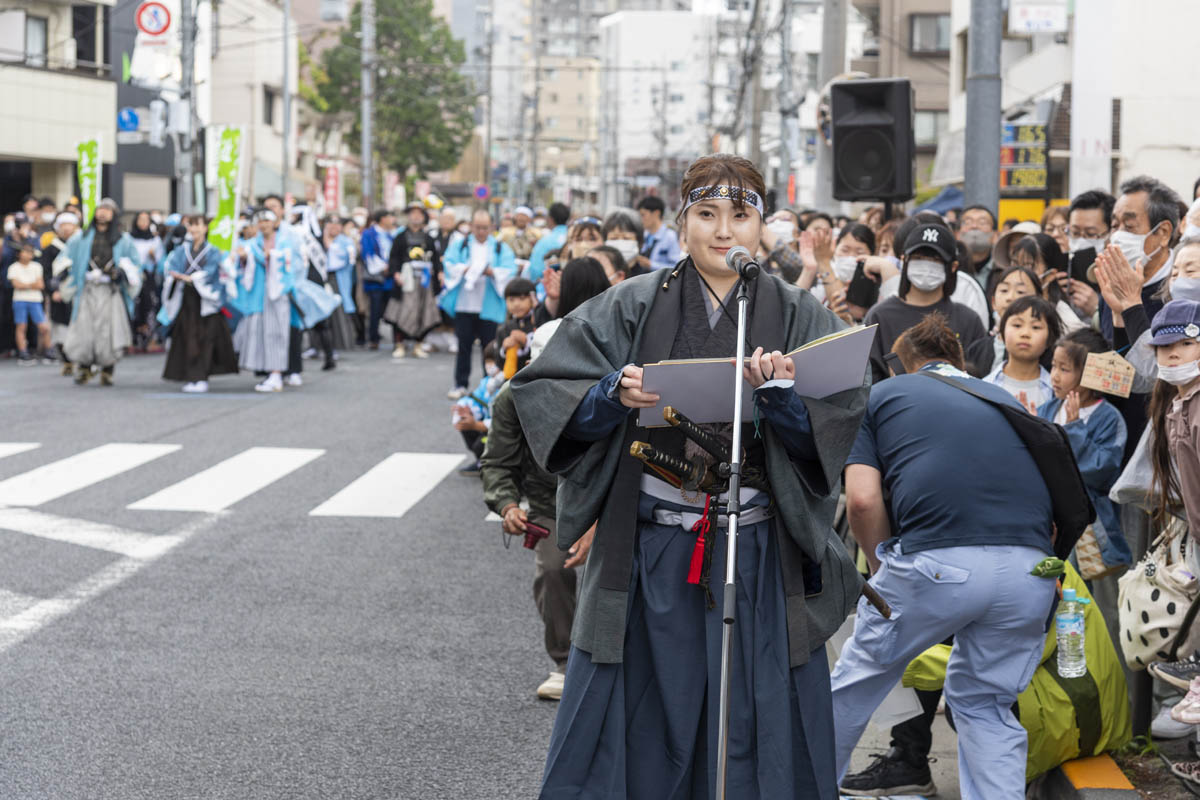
903,223,957,262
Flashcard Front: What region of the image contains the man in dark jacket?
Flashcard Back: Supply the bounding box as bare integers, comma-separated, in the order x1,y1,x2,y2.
481,380,591,701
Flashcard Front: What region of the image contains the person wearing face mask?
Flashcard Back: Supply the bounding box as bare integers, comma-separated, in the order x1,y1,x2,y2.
36,198,58,246
599,208,644,275
1098,175,1182,347
512,153,869,798
1062,189,1115,318
759,209,804,282
863,222,988,383
956,205,999,289
1142,300,1200,738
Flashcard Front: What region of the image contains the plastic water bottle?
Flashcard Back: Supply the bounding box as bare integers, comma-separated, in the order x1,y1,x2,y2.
1056,588,1089,678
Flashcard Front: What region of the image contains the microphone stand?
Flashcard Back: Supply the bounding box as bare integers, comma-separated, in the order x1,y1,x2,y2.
715,264,755,800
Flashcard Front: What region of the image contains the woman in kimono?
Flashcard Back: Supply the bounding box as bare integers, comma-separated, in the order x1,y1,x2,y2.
63,198,142,386
158,214,238,392
510,154,869,799
230,209,299,393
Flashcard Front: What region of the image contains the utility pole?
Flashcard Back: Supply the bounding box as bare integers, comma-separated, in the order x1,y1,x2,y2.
777,0,797,198
658,68,669,187
483,0,494,196
530,65,541,205
814,0,845,211
177,0,196,213
964,0,1001,214
747,13,763,166
281,0,292,199
361,0,376,207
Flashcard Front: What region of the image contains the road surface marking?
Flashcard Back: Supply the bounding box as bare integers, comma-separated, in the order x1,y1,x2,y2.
0,507,182,559
0,443,40,460
128,447,325,512
0,513,222,653
309,453,463,517
0,588,38,619
0,443,181,507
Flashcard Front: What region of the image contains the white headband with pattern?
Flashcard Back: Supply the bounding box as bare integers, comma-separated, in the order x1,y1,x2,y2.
680,185,765,217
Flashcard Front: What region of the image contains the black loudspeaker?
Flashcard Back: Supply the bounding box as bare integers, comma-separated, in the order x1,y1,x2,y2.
830,78,915,202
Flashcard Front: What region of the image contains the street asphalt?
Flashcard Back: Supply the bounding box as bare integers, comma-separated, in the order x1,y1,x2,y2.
0,345,963,799
0,347,556,799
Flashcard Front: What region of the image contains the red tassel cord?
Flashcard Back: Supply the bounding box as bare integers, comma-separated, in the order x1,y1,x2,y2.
688,495,712,585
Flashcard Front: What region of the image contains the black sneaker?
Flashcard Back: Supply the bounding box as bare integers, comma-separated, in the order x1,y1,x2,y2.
1150,652,1200,691
839,749,936,797
458,460,481,476
17,350,34,366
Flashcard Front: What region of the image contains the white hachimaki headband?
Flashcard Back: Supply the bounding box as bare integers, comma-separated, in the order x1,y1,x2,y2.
681,185,765,217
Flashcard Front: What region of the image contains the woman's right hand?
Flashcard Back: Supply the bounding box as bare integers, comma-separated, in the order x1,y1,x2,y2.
618,365,660,409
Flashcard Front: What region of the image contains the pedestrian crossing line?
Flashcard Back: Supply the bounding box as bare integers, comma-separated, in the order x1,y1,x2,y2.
0,588,39,620
309,452,464,517
0,443,182,507
0,513,222,654
0,443,40,461
128,447,326,512
0,507,183,559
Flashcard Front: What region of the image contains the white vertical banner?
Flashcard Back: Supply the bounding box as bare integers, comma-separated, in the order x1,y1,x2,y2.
1068,0,1114,195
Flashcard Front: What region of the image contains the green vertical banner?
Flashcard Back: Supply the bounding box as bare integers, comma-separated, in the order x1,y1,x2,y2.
76,138,100,229
207,127,243,253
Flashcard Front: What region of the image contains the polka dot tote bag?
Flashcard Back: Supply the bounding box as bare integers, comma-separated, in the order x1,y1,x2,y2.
1117,518,1199,671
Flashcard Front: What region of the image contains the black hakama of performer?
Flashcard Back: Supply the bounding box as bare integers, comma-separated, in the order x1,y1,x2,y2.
163,283,238,382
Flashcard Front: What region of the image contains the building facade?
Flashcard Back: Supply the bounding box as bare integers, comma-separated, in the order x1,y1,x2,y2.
939,0,1200,211
850,0,950,186
0,0,117,211
209,0,302,205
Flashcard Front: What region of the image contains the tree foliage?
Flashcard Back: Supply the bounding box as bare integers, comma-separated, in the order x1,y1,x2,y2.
318,0,477,176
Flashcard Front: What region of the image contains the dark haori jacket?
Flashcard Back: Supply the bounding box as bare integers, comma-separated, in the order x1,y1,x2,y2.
388,227,440,297
510,261,870,667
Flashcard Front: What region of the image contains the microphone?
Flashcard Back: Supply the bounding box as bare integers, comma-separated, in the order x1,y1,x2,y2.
724,245,760,280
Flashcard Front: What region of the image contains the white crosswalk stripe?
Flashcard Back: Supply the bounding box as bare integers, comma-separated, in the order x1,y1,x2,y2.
0,507,183,559
0,513,223,654
0,443,181,507
0,443,40,460
309,452,463,517
0,443,465,519
128,447,326,512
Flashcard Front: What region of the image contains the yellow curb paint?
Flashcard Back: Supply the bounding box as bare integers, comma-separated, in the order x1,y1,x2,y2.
1061,754,1136,790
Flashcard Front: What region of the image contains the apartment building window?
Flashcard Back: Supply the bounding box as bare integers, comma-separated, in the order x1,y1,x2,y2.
25,15,47,67
263,87,277,126
910,13,950,55
914,110,948,147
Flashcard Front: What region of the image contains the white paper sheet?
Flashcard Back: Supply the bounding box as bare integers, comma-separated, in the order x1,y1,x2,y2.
637,325,876,428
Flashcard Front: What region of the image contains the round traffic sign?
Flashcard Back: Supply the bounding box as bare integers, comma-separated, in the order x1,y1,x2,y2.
474,184,490,200
135,1,171,36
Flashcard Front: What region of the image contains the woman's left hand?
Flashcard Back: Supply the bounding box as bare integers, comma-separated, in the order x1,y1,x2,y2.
564,524,595,569
742,347,796,388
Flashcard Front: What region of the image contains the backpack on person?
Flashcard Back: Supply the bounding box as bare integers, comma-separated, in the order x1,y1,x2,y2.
922,372,1095,560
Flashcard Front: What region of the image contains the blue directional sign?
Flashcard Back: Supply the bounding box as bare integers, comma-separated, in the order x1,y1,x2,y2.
118,107,140,132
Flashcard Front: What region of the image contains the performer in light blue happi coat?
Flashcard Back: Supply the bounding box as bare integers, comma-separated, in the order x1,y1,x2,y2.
229,209,303,392
62,197,142,385
158,214,238,392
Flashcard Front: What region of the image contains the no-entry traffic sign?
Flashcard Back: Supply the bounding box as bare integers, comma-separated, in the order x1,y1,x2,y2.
135,1,171,37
